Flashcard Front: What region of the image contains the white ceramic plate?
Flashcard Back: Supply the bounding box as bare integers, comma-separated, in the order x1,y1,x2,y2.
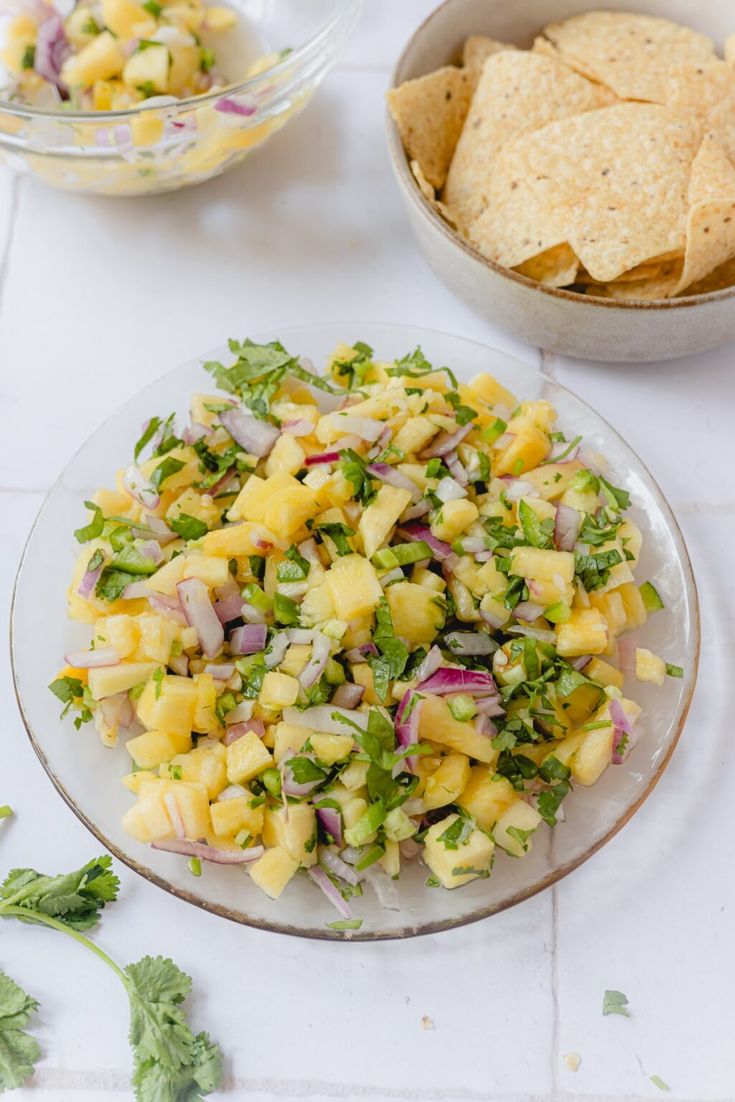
11,322,699,939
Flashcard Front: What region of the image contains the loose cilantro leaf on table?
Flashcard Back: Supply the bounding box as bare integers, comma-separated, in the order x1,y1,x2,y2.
0,970,41,1090
602,989,630,1017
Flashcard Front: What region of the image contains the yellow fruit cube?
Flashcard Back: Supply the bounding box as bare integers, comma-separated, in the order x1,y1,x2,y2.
62,31,125,87
310,733,354,765
126,729,192,768
278,644,311,679
493,800,542,857
392,416,439,455
418,694,497,764
88,661,159,700
386,581,444,646
273,722,309,764
265,433,306,477
203,4,237,29
635,648,666,685
522,461,585,501
617,582,648,630
169,746,227,799
585,657,624,690
262,805,317,867
102,0,154,39
494,424,549,477
210,796,264,839
510,547,575,584
351,663,380,705
260,476,318,541
122,786,174,843
430,498,479,543
458,769,517,830
300,583,336,626
136,675,198,738
422,753,471,812
182,554,230,589
192,672,218,733
380,839,401,878
248,846,299,899
324,555,383,620
359,485,412,560
340,760,370,791
226,730,272,784
556,608,608,657
468,373,516,410
135,613,178,664
96,614,139,658
159,780,210,840
123,43,170,94
259,671,300,709
423,814,494,889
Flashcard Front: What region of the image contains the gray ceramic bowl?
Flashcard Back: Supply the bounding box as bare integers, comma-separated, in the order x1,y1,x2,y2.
386,0,735,362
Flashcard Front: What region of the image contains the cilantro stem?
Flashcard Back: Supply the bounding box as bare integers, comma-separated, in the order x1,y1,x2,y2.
0,905,127,984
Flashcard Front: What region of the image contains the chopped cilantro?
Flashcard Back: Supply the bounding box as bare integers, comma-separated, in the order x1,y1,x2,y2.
518,499,554,549
317,522,355,557
602,989,630,1017
21,44,35,69
74,501,105,544
437,813,474,850
536,781,570,826
665,663,683,678
273,593,300,625
169,513,208,540
326,918,363,931
574,548,623,591
150,456,185,492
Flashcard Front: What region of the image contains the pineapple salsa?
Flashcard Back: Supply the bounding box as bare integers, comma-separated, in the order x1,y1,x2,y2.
50,338,682,924
1,0,261,111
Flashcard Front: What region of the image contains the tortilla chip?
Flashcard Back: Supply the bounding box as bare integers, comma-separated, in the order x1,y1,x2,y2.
444,50,614,226
705,90,735,161
467,103,699,283
726,34,735,68
387,67,473,190
587,274,682,300
410,159,458,227
662,60,735,118
675,134,735,293
514,243,580,287
577,254,683,285
684,254,735,293
542,12,716,103
462,35,515,88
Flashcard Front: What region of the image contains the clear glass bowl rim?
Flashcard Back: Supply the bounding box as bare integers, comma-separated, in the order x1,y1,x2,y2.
0,0,361,121
10,320,701,941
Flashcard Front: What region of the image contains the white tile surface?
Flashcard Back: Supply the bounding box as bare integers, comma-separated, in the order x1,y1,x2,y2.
0,4,733,1100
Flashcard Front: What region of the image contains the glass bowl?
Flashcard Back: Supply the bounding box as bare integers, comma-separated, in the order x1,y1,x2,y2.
11,322,700,939
0,0,360,196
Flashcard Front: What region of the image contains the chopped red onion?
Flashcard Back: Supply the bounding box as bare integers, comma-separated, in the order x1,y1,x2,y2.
398,522,452,562
138,540,163,564
474,695,505,717
64,646,119,669
219,407,279,457
182,422,209,445
177,578,224,659
345,642,378,663
162,793,186,840
458,536,488,554
148,594,187,624
554,504,582,552
213,593,245,624
336,415,385,442
444,631,497,656
123,580,152,599
366,462,421,502
413,644,443,683
308,866,352,919
610,698,633,764
138,515,177,545
399,838,422,861
514,601,545,623
122,465,159,510
474,713,497,739
480,606,507,630
264,631,289,669
152,838,264,863
78,556,104,599
503,479,536,502
550,440,580,462
283,418,313,437
401,499,431,521
297,539,321,567
224,719,264,746
208,467,236,496
98,692,134,730
281,752,323,798
570,654,593,672
316,809,345,851
223,701,254,726
331,682,364,709
418,667,498,696
475,550,493,562
435,475,468,503
616,635,636,676
319,844,360,882
204,662,235,680
305,450,341,467
215,95,257,116
229,623,267,655
362,863,400,910
286,627,315,645
395,689,422,773
34,12,70,87
445,450,469,486
421,423,471,458
299,632,331,690
282,705,367,736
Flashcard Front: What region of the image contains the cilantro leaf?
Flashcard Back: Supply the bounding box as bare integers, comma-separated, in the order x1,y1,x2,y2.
168,513,209,541
96,568,141,602
438,813,474,850
536,780,570,826
0,970,41,1090
317,522,355,557
0,856,120,932
74,500,105,543
574,549,623,591
150,457,185,492
368,598,409,702
599,475,630,511
518,499,554,549
602,989,630,1017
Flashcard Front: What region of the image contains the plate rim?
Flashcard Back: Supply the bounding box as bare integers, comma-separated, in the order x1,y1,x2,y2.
9,320,702,940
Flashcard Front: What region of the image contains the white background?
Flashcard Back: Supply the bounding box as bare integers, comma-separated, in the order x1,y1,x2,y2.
1,2,733,1099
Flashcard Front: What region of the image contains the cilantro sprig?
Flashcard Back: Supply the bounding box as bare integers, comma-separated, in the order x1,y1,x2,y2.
0,855,223,1099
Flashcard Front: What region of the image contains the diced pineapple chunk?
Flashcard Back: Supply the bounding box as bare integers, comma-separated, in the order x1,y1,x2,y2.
392,416,438,455
61,31,125,87
134,613,179,664
510,546,575,584
169,745,227,799
226,730,272,784
418,694,497,764
167,486,221,529
122,43,170,94
493,800,542,857
192,672,218,733
386,581,444,646
310,733,354,765
635,648,666,685
210,796,264,839
273,721,309,764
199,523,275,558
458,769,516,830
431,498,479,543
126,729,192,769
422,753,471,811
102,0,154,39
468,373,516,410
122,786,174,844
300,582,336,626
556,608,608,657
136,675,198,737
617,582,648,630
423,814,494,888
494,424,549,476
96,614,139,658
265,433,306,477
262,805,317,867
339,759,370,791
351,663,380,705
248,846,299,899
358,485,412,560
324,555,383,620
159,780,210,840
259,671,300,709
585,657,624,690
88,661,159,700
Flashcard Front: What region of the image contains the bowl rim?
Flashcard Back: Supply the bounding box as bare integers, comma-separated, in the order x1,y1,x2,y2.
386,0,735,312
0,0,360,122
10,320,701,941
